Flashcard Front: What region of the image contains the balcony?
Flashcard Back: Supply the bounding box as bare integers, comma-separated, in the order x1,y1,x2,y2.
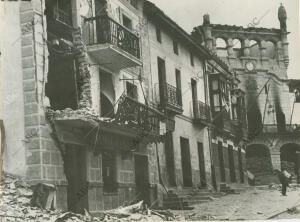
263,124,300,134
160,83,183,114
212,111,233,133
83,15,142,71
115,95,164,140
231,119,248,139
193,101,211,125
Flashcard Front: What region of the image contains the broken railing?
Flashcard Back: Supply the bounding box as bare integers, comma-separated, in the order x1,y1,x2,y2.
115,95,162,136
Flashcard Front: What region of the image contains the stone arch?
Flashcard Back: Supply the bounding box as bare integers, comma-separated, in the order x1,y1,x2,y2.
216,37,227,48
280,143,300,183
215,38,228,57
265,41,276,59
246,144,273,179
249,40,260,57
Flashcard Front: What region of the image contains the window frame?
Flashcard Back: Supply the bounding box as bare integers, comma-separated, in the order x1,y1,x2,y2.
156,26,162,43
173,40,179,55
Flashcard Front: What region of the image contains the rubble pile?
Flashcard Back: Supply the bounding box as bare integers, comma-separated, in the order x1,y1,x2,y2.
0,173,178,222
46,108,113,123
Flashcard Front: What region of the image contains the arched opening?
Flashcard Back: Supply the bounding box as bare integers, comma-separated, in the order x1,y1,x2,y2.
216,38,228,57
265,41,276,59
280,143,300,183
246,144,274,184
232,39,242,57
246,144,273,174
249,40,260,57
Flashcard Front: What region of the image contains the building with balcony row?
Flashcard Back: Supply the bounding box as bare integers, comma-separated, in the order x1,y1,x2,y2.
0,0,298,215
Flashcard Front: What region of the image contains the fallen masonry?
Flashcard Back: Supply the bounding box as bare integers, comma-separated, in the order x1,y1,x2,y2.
0,173,179,222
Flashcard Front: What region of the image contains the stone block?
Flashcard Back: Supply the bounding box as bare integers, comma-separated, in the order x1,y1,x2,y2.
51,152,60,165
23,79,36,91
22,56,34,69
25,114,39,126
56,166,65,180
24,103,38,115
42,151,51,164
24,138,40,150
47,166,56,179
20,1,32,12
23,68,35,80
27,165,41,179
27,150,41,165
22,45,34,57
24,92,37,103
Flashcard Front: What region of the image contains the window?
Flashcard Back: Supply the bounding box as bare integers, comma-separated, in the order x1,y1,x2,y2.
55,0,72,25
126,82,138,100
122,14,132,30
190,52,194,66
175,69,182,105
156,26,162,43
173,40,179,55
102,151,117,193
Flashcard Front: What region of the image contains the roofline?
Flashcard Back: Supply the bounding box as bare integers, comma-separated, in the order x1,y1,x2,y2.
143,0,232,74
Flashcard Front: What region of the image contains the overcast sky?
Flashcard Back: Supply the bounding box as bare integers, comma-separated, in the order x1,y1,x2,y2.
149,0,300,80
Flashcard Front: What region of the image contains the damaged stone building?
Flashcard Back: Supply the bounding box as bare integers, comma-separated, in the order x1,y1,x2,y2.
0,0,298,215
192,4,300,185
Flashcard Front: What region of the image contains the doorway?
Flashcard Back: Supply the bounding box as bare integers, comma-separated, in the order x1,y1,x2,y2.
228,145,236,183
134,155,150,204
64,145,88,213
165,132,176,186
180,137,193,187
238,148,244,183
218,142,226,182
198,143,206,188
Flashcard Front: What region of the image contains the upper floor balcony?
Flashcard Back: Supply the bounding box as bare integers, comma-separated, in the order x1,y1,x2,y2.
262,124,300,135
159,83,183,115
115,95,164,141
231,119,248,140
193,101,211,125
83,15,142,72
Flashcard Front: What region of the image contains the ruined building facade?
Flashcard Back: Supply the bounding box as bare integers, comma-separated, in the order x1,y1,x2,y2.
192,5,300,184
0,0,296,215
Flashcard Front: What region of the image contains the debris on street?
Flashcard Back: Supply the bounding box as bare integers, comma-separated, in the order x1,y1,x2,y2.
0,173,178,222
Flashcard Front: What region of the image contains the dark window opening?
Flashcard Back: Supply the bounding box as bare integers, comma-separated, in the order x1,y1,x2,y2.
175,69,182,105
126,82,138,100
190,52,194,66
45,0,72,25
156,26,162,43
45,56,78,110
122,14,132,30
102,151,117,193
238,148,244,183
173,40,179,55
165,132,176,186
157,57,166,104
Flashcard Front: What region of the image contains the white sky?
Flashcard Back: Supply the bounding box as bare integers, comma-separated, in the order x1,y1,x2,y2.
149,0,300,80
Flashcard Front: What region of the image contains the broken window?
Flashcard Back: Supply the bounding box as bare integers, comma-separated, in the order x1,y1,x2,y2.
45,56,78,110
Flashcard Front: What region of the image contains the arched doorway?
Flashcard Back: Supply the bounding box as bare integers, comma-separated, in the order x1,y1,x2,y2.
280,143,300,183
246,144,274,184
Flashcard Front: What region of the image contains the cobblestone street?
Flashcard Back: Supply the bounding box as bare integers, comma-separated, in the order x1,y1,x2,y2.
172,186,300,220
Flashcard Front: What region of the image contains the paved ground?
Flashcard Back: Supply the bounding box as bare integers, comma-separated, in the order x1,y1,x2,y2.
171,185,300,221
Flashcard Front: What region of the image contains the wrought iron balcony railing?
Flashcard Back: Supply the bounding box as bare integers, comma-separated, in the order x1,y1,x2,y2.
263,124,300,134
212,110,233,132
84,15,140,59
160,83,182,113
115,96,162,136
193,101,211,123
